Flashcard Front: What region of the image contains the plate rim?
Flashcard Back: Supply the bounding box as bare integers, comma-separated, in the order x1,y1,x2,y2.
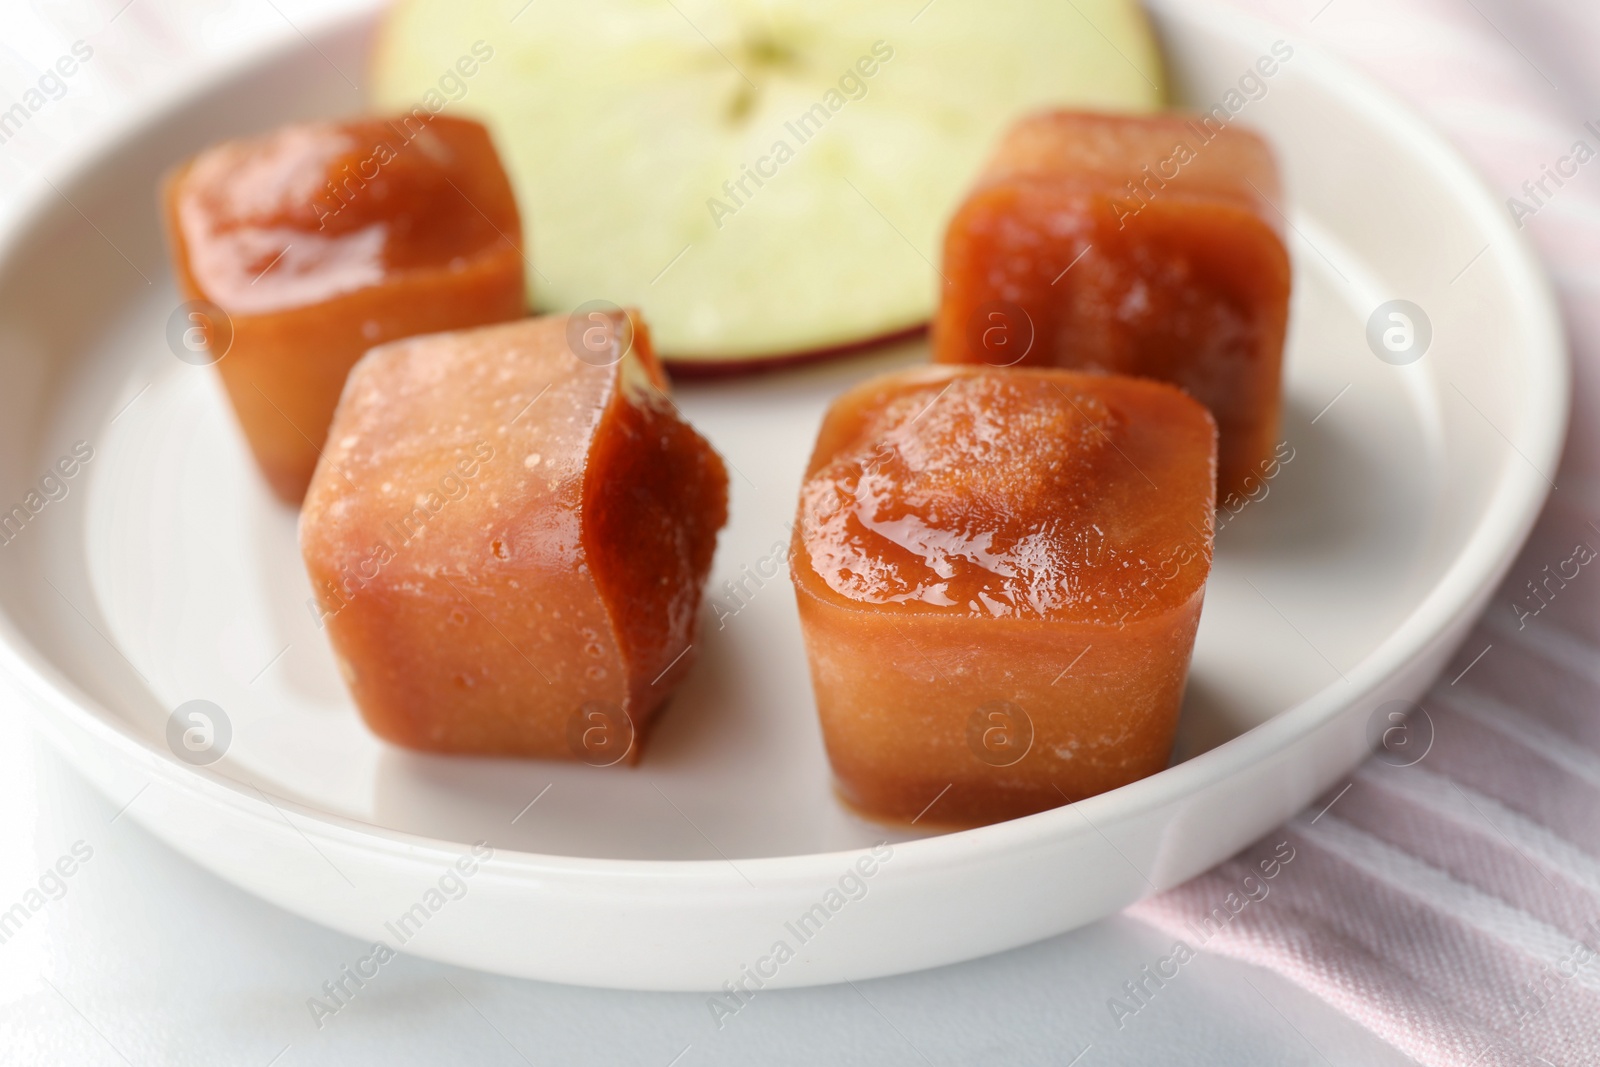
0,0,1569,890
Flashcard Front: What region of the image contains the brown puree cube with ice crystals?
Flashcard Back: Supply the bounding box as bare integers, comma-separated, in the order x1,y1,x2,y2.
299,313,729,762
790,366,1216,827
163,115,526,504
933,110,1289,501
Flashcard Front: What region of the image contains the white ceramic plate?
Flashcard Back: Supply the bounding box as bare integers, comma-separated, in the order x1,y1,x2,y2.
0,2,1565,990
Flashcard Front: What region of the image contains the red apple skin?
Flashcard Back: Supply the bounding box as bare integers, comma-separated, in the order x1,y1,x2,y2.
659,323,930,379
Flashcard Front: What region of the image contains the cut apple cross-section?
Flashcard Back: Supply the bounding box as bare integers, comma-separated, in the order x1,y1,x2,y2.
790,366,1217,827
370,0,1164,366
299,312,729,763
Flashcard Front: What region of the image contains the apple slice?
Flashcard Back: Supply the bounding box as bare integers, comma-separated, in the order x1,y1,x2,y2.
370,0,1164,366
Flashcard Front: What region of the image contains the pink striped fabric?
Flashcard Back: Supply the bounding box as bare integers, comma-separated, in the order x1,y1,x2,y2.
1129,1,1600,1062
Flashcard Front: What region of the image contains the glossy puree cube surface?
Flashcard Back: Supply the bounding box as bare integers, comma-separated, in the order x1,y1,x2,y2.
933,110,1289,500
165,115,526,503
790,366,1216,826
300,313,728,762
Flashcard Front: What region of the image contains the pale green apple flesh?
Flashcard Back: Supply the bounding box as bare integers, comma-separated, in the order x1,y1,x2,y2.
371,0,1164,364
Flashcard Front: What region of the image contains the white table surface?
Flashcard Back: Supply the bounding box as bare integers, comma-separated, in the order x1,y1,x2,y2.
0,2,1429,1063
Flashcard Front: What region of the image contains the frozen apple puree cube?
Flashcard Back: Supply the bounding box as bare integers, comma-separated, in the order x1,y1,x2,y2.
164,115,526,504
300,313,729,761
933,110,1289,500
790,366,1216,826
